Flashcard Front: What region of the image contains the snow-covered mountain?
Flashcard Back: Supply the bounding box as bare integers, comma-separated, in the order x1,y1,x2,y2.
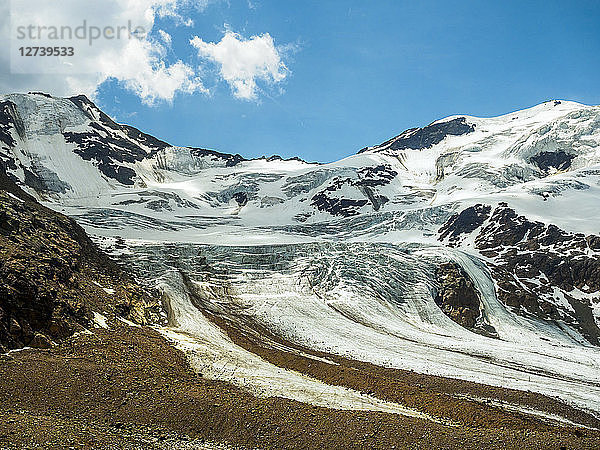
2,94,599,234
2,92,600,415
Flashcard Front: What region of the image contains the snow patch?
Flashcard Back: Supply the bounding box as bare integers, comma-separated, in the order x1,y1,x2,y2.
93,312,109,329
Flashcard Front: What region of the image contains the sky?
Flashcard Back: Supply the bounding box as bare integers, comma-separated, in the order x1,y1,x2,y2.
3,0,600,162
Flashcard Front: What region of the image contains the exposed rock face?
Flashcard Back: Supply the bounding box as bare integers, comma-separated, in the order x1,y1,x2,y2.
63,95,173,186
530,150,574,173
189,147,246,167
310,165,397,217
311,189,368,217
438,204,491,246
232,191,248,206
476,204,600,344
0,173,163,352
439,203,600,344
0,101,24,148
362,117,475,153
435,262,481,328
434,262,497,337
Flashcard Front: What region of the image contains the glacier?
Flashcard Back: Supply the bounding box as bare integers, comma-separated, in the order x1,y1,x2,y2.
1,92,600,417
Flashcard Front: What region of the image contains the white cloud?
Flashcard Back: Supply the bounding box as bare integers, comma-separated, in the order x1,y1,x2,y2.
158,29,173,45
1,0,207,104
81,37,206,104
1,1,292,104
191,30,288,100
153,0,213,26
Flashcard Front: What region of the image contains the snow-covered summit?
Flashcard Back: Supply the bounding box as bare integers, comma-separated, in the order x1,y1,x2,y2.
1,93,599,237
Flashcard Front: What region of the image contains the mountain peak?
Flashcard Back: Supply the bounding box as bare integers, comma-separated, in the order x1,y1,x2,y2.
0,92,599,235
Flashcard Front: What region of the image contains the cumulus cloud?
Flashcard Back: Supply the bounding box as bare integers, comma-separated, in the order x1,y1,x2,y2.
1,1,292,104
79,38,206,104
153,0,213,26
158,29,173,45
1,0,207,104
191,30,288,100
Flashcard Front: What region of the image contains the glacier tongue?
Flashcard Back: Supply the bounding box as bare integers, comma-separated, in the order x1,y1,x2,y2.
157,270,441,419
116,240,600,415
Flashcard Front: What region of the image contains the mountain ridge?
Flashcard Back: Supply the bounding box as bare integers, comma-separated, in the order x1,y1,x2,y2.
2,92,599,233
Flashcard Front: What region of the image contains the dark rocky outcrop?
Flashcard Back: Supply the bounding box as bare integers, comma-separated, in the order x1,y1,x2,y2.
0,172,162,352
63,127,153,185
356,165,398,186
530,151,574,173
189,147,246,168
475,203,600,344
438,202,600,345
311,191,368,217
434,262,497,337
310,165,397,217
263,154,312,164
438,204,491,246
69,95,170,151
435,262,481,329
362,117,475,153
23,166,72,194
232,191,248,206
0,101,23,148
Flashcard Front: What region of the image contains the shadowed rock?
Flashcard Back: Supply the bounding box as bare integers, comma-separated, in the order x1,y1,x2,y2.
530,150,574,173
362,117,475,153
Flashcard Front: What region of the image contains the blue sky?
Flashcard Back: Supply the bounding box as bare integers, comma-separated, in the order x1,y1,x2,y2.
95,0,600,162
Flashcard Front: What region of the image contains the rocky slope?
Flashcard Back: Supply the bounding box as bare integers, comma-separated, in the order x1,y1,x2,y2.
0,171,162,351
3,321,599,449
434,262,491,334
439,202,600,344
